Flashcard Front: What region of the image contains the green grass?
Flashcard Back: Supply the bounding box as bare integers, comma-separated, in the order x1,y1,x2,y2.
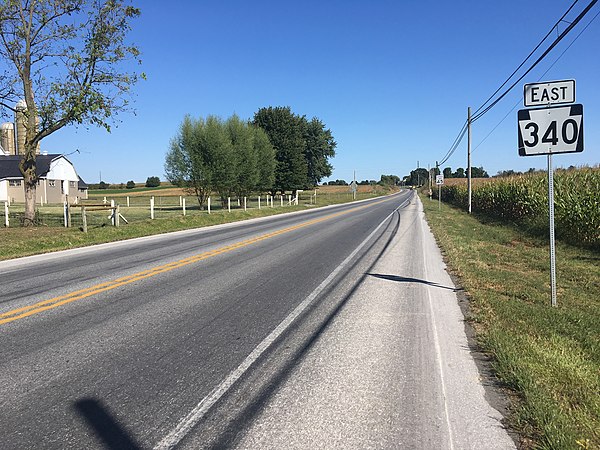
420,194,600,449
0,190,394,260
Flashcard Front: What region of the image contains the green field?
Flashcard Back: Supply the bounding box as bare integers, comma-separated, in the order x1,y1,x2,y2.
421,193,600,449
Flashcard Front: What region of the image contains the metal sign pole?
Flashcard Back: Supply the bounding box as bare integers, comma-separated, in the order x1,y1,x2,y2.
438,183,441,210
548,154,557,307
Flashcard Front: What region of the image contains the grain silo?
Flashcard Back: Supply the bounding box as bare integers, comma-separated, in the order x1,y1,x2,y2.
14,99,40,155
0,122,16,155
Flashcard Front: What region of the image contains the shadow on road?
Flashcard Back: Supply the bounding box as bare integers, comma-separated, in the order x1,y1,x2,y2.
73,398,142,450
367,273,463,292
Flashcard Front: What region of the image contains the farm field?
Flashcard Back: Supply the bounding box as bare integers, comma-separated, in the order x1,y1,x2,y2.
435,167,600,249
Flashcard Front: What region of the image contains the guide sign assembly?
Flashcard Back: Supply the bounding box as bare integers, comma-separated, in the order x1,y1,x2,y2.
517,79,584,307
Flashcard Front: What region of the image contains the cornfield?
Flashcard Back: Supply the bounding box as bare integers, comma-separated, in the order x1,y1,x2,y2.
436,167,600,248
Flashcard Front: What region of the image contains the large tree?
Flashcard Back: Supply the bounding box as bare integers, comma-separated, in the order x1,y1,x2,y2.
252,125,275,194
302,117,336,186
165,114,276,207
0,0,142,225
226,114,257,198
253,106,307,194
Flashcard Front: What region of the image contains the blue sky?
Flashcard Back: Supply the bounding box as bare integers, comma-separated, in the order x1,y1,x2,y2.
41,0,600,184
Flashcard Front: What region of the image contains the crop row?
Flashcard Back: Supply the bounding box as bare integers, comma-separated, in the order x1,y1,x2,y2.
436,167,600,248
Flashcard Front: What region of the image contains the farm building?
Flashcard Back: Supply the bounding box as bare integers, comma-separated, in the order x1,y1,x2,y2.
0,154,88,204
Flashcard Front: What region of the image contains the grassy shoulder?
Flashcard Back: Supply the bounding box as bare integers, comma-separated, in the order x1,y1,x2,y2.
420,194,600,449
0,189,395,261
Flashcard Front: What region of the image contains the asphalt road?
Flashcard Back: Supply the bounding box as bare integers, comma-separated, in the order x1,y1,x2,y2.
0,191,515,449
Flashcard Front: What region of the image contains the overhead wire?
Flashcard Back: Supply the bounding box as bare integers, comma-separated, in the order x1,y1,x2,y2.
470,0,598,123
436,0,598,168
471,0,581,118
438,120,468,166
472,8,600,154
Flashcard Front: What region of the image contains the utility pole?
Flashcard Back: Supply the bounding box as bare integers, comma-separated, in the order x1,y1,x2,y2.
467,106,472,214
353,170,356,200
417,160,420,187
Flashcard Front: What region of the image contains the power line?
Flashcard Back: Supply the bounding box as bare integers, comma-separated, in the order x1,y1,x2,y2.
438,120,468,166
471,0,581,118
435,0,597,169
471,0,598,123
439,123,468,167
472,8,600,153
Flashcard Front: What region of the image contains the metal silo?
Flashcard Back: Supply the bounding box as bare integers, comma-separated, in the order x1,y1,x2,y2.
15,100,27,155
14,100,40,155
0,122,16,155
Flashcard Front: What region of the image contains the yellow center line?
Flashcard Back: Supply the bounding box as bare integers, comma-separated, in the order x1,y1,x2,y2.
0,198,392,326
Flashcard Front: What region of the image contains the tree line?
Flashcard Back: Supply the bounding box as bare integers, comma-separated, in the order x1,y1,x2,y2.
404,166,490,186
165,107,337,207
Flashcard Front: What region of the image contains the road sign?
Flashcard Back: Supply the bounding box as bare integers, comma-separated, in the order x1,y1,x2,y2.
435,175,444,185
524,79,575,107
518,104,583,156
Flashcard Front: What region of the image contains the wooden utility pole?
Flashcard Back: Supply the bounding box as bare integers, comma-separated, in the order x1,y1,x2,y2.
467,106,472,214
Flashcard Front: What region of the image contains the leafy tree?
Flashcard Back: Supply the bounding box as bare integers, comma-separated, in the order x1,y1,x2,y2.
227,115,257,198
126,180,136,189
453,167,466,178
98,181,109,190
471,166,489,178
496,169,521,178
408,168,429,186
302,117,336,186
165,115,212,207
0,0,142,225
252,125,276,193
203,116,235,206
253,106,307,193
145,176,160,188
443,167,452,178
379,174,400,186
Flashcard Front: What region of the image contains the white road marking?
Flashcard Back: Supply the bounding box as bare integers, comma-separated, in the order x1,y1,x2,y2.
419,200,455,450
154,193,411,449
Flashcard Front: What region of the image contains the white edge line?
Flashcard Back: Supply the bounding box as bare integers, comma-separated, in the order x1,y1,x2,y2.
417,196,455,450
154,194,409,450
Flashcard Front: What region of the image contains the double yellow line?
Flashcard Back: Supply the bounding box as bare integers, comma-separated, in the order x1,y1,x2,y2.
1,199,387,326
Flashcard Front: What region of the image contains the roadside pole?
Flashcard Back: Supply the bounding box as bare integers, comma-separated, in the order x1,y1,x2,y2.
467,106,472,214
548,154,557,307
435,172,444,211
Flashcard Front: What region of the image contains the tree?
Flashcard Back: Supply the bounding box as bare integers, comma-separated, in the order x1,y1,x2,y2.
302,117,336,186
495,169,521,178
443,167,452,178
126,180,135,189
203,116,235,206
165,115,212,208
98,181,109,190
408,168,429,186
253,106,307,193
145,176,160,188
471,166,489,178
0,0,142,225
378,174,400,186
453,167,466,178
252,125,276,193
227,115,257,198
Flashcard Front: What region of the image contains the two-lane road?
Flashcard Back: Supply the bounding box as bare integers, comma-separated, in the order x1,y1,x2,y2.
0,190,514,449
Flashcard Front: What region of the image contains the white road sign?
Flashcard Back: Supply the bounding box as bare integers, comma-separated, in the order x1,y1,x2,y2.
518,104,583,156
524,80,575,107
435,175,444,185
